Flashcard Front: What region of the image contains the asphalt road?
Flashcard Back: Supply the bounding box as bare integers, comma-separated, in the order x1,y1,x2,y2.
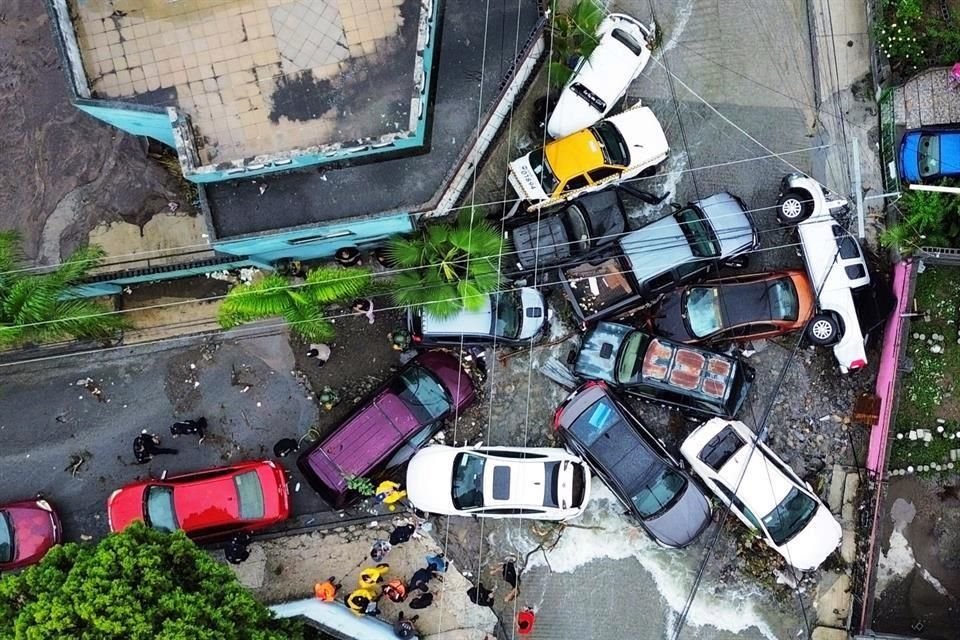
0,332,322,541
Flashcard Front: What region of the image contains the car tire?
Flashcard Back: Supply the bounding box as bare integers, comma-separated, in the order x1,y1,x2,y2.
777,190,813,223
807,314,840,346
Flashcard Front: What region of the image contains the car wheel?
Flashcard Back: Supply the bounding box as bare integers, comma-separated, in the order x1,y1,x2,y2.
777,190,814,223
807,314,840,346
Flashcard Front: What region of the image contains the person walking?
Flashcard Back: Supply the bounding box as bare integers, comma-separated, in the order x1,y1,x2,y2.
358,563,391,589
425,553,447,573
314,576,341,602
467,583,495,607
389,523,417,545
335,247,363,267
517,606,536,635
133,430,177,464
408,564,442,593
353,299,376,324
170,417,207,440
345,587,378,615
306,343,331,366
408,589,434,610
489,557,521,602
224,533,252,565
393,612,419,639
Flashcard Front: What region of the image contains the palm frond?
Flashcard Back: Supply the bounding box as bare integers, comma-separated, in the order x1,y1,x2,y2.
283,303,335,342
1,279,55,324
304,266,372,304
426,223,450,248
217,274,291,327
48,245,107,288
387,237,425,268
0,230,24,275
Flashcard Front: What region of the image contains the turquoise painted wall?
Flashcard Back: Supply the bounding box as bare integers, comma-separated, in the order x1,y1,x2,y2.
69,259,264,298
214,214,414,263
76,102,176,148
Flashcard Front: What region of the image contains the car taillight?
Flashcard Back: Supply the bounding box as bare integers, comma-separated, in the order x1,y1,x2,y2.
552,403,567,431
35,499,52,512
412,334,422,343
849,359,867,371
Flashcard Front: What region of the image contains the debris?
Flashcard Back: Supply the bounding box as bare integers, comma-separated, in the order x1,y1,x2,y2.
80,534,93,541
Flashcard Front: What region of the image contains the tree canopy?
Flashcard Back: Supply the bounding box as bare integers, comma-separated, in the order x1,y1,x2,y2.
0,524,295,640
0,231,128,348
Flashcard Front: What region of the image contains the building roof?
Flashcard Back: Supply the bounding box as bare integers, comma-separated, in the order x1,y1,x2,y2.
202,0,542,238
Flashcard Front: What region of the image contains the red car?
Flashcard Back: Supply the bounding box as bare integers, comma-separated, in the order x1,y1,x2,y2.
0,498,62,570
107,460,289,540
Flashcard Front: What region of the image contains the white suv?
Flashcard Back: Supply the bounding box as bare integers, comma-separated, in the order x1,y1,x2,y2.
681,418,842,571
776,174,877,373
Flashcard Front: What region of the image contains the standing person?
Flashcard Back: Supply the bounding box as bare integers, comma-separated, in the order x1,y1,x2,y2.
393,612,419,639
133,430,177,464
306,343,331,366
224,533,252,565
408,589,434,610
517,606,536,635
353,299,376,324
389,523,417,545
466,583,495,607
273,437,299,458
335,247,363,267
370,539,392,563
345,587,378,615
170,417,207,440
382,578,407,603
489,557,521,602
374,480,407,511
358,563,391,588
425,553,447,573
314,576,341,602
408,564,442,593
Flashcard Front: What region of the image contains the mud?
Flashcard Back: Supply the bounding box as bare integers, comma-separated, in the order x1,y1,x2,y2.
0,0,190,265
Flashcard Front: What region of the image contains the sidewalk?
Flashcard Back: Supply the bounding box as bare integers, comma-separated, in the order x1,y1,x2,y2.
224,518,499,640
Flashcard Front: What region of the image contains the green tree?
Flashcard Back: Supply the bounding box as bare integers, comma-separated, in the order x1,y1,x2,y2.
387,209,507,318
0,523,298,640
881,187,960,253
0,231,128,348
548,0,605,88
218,265,371,341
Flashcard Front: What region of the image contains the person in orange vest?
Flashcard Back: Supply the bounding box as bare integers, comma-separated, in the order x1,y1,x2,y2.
358,563,390,588
517,606,536,635
314,576,341,602
382,577,408,603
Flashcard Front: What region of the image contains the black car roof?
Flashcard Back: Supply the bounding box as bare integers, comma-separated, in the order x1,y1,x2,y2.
716,280,778,327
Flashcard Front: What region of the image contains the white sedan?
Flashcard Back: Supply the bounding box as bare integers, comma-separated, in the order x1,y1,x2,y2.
547,13,654,139
680,418,842,571
405,446,591,520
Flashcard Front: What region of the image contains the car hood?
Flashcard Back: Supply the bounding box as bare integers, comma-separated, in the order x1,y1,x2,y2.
605,107,669,167
696,192,756,257
6,504,59,564
779,504,843,571
574,321,632,383
651,290,697,343
643,480,712,548
620,216,694,284
898,132,921,182
108,485,147,532
517,287,548,340
406,447,459,514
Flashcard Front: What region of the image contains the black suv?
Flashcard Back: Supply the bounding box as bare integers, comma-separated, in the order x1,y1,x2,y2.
572,322,754,418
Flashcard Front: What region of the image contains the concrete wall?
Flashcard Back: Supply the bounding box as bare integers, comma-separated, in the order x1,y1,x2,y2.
75,100,177,148
46,0,90,98
213,213,414,263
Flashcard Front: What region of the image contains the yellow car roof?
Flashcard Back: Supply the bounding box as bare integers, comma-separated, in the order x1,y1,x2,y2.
544,129,604,181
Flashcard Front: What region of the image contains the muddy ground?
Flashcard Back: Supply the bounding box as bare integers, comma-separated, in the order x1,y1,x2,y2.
0,0,189,265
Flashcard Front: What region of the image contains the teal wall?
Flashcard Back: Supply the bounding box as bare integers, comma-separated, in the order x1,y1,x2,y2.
214,214,414,263
69,259,265,298
76,102,176,148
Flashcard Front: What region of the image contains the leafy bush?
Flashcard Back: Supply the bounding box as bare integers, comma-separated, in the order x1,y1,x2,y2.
880,187,960,252
547,0,605,88
0,523,298,640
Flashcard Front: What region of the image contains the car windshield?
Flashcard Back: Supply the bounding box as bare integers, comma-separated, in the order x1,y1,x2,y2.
493,292,522,339
674,208,719,258
0,512,13,563
590,121,628,166
686,287,722,337
767,279,799,321
234,470,265,520
145,486,178,532
631,467,687,518
762,487,818,545
616,331,650,384
918,135,940,177
529,148,560,194
395,365,453,423
452,452,486,509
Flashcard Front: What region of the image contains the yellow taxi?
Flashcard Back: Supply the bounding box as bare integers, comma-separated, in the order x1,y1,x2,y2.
508,105,669,211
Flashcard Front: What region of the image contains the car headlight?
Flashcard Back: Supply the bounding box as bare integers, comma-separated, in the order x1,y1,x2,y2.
36,499,52,512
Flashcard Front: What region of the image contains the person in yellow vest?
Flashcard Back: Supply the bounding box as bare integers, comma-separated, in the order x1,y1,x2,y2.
375,480,407,511
345,587,379,615
358,563,390,589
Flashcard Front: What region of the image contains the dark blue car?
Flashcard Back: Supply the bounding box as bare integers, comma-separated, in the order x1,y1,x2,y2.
898,127,960,183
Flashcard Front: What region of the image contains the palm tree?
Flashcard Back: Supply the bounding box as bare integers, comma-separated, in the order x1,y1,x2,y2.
387,209,508,319
0,231,129,348
218,265,372,341
548,0,604,88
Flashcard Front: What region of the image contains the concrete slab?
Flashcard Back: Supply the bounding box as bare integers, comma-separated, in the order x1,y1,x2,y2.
841,528,856,565
828,463,846,514
811,627,849,640
815,572,852,628
88,213,215,274
223,542,268,589
841,471,860,524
